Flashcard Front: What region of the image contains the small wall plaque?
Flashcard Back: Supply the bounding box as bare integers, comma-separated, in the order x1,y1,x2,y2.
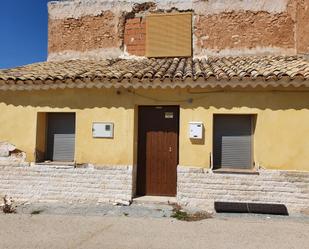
165,112,174,119
92,122,114,138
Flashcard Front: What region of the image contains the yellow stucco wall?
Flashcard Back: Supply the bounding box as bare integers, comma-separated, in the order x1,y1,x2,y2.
0,87,308,171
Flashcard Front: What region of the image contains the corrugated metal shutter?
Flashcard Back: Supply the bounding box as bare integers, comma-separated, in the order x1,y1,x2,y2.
47,113,75,162
146,12,192,57
53,134,75,161
213,115,252,169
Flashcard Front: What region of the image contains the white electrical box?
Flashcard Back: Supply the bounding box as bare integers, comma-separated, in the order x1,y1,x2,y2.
92,122,114,138
189,122,203,139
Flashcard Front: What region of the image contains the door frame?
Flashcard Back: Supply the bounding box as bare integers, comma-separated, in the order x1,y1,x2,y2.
136,105,180,197
45,112,76,162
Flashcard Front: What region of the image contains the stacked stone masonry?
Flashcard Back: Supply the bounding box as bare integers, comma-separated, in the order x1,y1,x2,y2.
1,163,308,215
0,165,133,203
177,166,309,215
0,142,27,166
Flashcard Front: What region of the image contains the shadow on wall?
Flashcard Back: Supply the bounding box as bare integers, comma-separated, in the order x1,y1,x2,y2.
0,87,309,111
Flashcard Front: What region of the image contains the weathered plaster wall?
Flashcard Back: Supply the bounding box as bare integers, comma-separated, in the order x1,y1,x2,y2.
48,0,290,20
0,88,309,171
178,90,309,171
48,10,122,56
0,142,27,166
48,0,308,59
0,89,135,165
48,0,188,20
296,0,309,54
48,0,150,60
194,10,296,56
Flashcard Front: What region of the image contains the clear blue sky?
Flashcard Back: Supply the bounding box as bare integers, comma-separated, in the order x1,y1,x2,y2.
0,0,50,69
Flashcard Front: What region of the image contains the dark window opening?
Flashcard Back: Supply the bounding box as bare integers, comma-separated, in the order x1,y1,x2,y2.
213,114,255,170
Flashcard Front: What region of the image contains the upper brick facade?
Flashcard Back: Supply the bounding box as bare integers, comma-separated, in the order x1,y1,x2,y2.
49,10,121,53
124,17,146,56
47,0,309,60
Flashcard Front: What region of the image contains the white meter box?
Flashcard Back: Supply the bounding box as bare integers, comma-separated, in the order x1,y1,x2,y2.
189,122,203,139
92,122,114,138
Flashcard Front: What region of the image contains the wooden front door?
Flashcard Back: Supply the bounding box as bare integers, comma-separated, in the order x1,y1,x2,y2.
137,106,179,196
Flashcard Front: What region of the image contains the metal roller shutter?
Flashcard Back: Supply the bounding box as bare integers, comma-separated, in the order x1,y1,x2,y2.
53,134,75,161
213,115,253,169
47,113,75,162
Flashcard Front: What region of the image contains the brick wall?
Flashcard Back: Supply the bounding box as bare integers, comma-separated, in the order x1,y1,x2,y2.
177,166,309,215
124,18,146,56
0,165,133,203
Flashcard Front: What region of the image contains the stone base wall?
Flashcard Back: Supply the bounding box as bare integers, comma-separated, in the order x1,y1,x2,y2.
0,165,133,204
177,166,309,214
2,163,308,215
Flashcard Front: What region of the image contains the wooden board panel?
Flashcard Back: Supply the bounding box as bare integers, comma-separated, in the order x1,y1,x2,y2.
146,13,192,58
137,106,179,196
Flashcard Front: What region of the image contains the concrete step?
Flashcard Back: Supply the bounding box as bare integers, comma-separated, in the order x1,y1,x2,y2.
133,196,177,205
33,161,75,169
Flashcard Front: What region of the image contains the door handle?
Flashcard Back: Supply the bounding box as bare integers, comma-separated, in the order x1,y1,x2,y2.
169,146,172,152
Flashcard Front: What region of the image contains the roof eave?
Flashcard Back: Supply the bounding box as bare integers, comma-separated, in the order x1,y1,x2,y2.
0,76,308,91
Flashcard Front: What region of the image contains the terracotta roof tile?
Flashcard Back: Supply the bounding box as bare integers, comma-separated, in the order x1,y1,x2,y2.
0,56,309,90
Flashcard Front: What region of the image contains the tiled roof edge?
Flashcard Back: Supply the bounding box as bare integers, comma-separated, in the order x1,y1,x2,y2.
0,77,308,91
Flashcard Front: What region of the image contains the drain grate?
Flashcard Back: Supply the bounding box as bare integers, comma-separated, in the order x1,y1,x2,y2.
215,202,289,216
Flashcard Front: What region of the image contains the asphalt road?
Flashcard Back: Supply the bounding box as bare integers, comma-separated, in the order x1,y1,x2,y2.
0,213,308,249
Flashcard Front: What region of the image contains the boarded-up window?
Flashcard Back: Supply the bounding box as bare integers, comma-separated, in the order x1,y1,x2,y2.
146,12,192,58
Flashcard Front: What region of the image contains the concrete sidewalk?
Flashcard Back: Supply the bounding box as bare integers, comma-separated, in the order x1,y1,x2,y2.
0,203,308,249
